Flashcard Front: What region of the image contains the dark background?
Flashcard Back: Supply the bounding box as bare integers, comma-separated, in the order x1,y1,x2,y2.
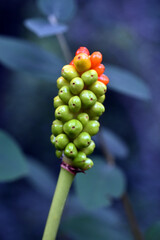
0,0,160,239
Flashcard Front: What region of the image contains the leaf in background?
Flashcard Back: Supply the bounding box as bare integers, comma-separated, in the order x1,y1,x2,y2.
145,221,160,240
0,130,28,182
37,0,77,23
106,65,151,100
27,157,55,198
96,128,129,159
0,36,64,80
75,157,126,209
24,18,68,37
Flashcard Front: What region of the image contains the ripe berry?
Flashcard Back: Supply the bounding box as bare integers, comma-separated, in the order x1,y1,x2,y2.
55,134,69,150
81,140,95,155
89,81,107,97
70,77,84,95
68,96,81,113
63,119,83,139
64,143,78,158
58,86,73,104
77,113,89,126
57,76,69,89
51,120,63,136
76,47,90,56
80,90,97,108
73,53,91,72
69,60,74,66
94,64,105,76
83,120,100,136
53,96,64,108
90,51,102,68
81,69,98,86
98,74,109,85
55,105,74,122
61,65,79,81
74,132,91,149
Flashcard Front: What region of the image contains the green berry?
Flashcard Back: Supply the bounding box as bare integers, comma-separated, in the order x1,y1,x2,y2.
83,120,100,136
81,140,95,155
55,134,69,150
83,158,94,170
73,152,87,168
74,132,91,149
50,134,55,145
68,96,81,113
97,94,105,103
56,150,63,158
81,69,98,86
58,86,73,104
90,116,99,121
61,65,79,81
57,76,69,89
63,119,83,139
51,120,63,136
88,102,105,118
70,77,84,94
55,105,74,122
77,113,89,126
80,90,97,108
64,143,78,158
53,96,64,108
89,81,107,97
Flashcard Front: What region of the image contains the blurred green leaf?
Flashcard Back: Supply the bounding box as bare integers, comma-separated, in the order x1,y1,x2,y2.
37,0,77,22
106,65,151,100
0,36,64,80
75,157,126,209
0,130,28,182
145,221,160,240
24,18,68,37
27,157,55,197
99,128,129,158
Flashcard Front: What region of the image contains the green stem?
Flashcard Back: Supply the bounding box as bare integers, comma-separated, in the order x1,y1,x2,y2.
42,167,75,240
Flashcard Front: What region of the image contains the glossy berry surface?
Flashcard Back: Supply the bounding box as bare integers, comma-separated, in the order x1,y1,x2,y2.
94,64,105,76
90,51,102,68
76,47,90,56
98,74,109,85
73,53,91,72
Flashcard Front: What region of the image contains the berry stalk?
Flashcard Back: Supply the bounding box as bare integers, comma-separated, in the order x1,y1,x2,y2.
42,167,75,240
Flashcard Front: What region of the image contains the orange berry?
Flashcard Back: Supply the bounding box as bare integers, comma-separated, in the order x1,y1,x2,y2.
98,74,109,85
90,51,102,68
94,64,105,76
73,53,91,72
76,47,90,56
70,59,74,66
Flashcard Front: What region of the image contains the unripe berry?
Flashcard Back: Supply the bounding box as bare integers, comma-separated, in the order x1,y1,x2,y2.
81,140,95,155
97,94,105,103
76,47,90,56
51,120,63,136
50,134,55,145
70,77,84,95
73,53,91,72
55,105,74,122
80,90,97,108
98,74,109,85
89,81,107,97
58,86,73,104
53,96,64,108
77,113,89,126
73,152,87,168
94,64,105,76
63,119,83,139
74,132,91,149
55,134,69,150
88,102,105,118
56,150,63,158
64,143,78,158
90,51,102,68
57,76,69,89
82,158,94,170
68,96,81,113
61,65,79,81
83,120,100,136
81,69,98,86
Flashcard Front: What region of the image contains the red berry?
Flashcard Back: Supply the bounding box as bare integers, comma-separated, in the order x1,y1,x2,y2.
94,64,105,76
90,51,102,68
69,59,74,66
98,74,109,85
76,47,90,56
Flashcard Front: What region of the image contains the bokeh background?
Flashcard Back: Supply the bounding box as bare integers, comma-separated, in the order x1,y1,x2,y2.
0,0,160,239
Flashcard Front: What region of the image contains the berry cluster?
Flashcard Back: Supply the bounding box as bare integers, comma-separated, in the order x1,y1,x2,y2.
51,47,109,171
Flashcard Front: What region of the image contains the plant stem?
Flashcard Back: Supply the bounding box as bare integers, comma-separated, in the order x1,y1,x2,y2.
42,167,75,240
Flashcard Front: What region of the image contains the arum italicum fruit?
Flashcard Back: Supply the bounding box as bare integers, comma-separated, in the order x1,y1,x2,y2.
42,47,110,240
